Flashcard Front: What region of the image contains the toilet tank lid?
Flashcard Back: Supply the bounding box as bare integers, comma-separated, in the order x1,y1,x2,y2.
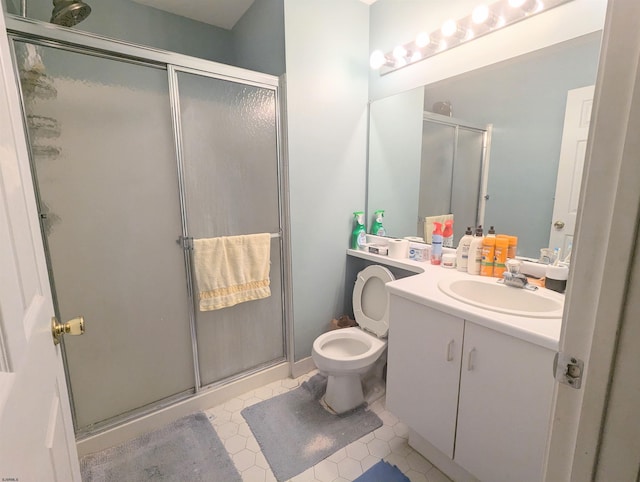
352,265,395,337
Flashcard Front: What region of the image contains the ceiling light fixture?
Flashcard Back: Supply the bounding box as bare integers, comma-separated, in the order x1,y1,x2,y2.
369,0,573,75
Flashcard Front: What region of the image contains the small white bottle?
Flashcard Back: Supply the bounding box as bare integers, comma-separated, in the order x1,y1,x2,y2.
467,226,484,275
456,226,474,272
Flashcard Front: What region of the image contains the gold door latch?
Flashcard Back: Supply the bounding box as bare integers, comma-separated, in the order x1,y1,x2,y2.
51,316,85,345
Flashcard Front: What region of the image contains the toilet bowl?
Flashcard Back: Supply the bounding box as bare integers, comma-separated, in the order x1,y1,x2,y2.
312,265,394,414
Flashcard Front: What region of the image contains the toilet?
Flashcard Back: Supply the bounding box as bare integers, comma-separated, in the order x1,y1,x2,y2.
312,264,394,414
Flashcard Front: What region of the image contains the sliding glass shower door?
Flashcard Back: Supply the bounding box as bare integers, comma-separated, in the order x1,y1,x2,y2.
14,41,196,431
12,38,287,435
173,69,285,385
418,116,487,242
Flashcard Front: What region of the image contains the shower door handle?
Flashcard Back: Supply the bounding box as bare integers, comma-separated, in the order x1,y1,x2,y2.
52,316,85,345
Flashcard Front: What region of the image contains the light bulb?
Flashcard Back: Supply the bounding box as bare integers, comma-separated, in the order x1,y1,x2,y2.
393,45,407,60
369,50,386,70
472,5,490,24
439,39,448,51
395,57,408,68
441,19,457,37
415,32,430,48
509,0,537,11
410,51,422,63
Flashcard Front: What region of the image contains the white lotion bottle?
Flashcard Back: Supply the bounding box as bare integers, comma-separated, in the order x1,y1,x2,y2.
467,225,484,275
456,226,474,272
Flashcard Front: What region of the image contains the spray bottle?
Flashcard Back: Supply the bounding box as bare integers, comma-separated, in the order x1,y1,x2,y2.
443,219,454,248
370,210,387,236
351,211,367,250
431,222,443,265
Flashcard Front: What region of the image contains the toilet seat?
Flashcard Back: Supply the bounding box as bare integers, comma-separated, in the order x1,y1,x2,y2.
353,265,395,338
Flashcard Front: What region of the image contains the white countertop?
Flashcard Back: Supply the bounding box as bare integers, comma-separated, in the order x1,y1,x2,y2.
347,249,563,351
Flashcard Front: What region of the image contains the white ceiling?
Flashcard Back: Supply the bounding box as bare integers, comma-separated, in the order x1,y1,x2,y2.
131,0,377,30
131,0,256,30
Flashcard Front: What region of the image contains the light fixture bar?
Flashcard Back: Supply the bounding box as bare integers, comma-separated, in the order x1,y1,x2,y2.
371,0,573,75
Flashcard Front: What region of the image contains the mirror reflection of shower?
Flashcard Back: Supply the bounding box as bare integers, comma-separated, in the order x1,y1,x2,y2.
50,0,92,27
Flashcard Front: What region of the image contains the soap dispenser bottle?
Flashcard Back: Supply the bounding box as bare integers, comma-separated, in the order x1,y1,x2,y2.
467,225,484,275
370,210,387,236
431,222,443,265
456,226,473,272
351,211,367,250
442,219,454,248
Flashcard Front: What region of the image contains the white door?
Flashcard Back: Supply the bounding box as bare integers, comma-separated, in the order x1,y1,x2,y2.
0,12,81,482
548,85,595,256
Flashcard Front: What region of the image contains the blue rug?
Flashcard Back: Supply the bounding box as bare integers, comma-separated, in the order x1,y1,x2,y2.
241,374,383,481
80,412,241,482
354,460,410,481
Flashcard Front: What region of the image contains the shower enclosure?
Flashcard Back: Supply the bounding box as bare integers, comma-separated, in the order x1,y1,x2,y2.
8,16,289,436
418,113,490,242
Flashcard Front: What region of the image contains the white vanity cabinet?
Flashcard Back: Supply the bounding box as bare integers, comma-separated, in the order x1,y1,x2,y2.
387,295,556,482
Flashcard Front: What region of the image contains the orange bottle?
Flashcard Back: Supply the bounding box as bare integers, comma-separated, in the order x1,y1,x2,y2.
494,237,509,278
480,236,496,277
508,235,518,259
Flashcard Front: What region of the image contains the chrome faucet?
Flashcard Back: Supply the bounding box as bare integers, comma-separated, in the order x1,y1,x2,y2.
500,259,538,291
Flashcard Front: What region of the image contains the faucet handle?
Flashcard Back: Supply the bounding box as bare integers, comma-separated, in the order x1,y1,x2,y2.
506,258,521,274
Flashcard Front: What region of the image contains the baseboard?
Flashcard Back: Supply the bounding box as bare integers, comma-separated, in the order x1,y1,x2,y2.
291,356,317,379
76,362,290,456
408,429,479,482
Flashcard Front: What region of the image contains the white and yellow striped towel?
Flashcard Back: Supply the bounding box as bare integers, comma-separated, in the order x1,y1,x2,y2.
193,234,271,311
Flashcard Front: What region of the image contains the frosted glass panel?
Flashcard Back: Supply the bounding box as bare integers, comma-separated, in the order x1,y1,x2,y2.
177,72,280,237
15,42,195,429
176,71,284,384
451,128,484,240
418,122,455,219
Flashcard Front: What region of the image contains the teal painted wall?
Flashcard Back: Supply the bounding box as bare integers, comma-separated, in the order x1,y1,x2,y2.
284,0,369,360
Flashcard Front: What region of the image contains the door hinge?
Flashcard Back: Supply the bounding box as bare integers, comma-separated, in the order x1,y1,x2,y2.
554,352,584,389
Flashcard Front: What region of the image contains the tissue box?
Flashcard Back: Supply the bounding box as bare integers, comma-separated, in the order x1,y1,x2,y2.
368,244,389,255
409,245,428,261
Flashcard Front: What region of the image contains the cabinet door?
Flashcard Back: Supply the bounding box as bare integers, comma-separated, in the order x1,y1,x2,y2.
455,322,555,482
386,296,464,458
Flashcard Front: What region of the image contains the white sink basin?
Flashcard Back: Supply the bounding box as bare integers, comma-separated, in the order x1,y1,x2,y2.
438,278,564,318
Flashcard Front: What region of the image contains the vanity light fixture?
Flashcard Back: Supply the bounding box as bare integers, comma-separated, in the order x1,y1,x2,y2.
370,0,573,75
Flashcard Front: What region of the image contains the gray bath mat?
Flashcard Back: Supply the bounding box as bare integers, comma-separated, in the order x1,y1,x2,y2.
241,374,383,481
80,412,241,482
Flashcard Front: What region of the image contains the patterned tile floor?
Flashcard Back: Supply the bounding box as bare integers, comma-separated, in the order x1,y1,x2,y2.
204,370,451,482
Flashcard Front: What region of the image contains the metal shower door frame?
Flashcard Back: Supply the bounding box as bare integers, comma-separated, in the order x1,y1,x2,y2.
422,111,492,231
167,64,290,392
5,14,293,436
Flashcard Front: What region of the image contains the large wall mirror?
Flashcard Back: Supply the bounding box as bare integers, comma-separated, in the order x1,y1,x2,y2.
367,31,601,258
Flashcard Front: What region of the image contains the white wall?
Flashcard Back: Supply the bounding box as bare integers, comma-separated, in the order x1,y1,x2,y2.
369,0,607,101
284,0,369,359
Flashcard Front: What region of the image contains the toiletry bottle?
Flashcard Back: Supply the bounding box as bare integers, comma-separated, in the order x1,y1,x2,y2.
508,236,518,259
370,210,386,236
351,211,367,250
493,236,509,278
442,219,454,248
431,222,443,265
456,226,473,272
480,235,496,277
467,225,484,275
